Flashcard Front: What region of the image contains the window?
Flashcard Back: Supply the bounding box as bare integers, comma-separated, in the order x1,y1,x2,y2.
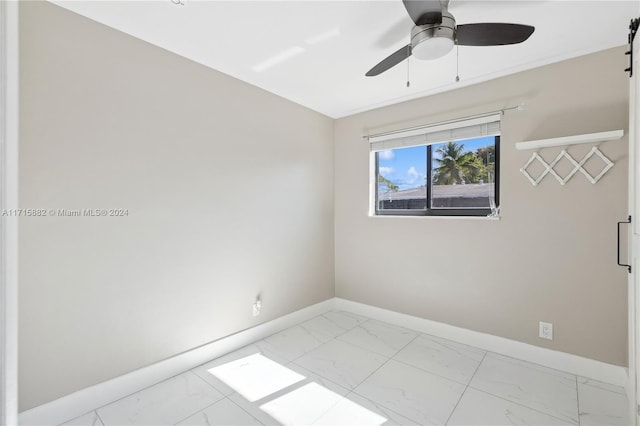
370,115,500,217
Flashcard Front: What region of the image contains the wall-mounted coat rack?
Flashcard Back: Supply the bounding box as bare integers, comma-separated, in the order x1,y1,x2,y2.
516,130,624,186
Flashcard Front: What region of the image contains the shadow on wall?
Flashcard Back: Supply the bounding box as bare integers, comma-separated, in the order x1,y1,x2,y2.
518,101,629,144
362,90,539,138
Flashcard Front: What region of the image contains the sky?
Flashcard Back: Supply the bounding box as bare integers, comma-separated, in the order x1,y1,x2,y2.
378,136,495,191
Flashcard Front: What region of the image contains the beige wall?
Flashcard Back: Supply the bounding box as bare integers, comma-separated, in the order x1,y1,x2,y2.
19,2,334,410
335,47,629,366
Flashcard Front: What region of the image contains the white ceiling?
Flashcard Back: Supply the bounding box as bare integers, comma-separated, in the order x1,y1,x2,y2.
51,0,639,118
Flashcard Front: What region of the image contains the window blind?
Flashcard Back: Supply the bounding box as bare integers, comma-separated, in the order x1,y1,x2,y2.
368,114,501,152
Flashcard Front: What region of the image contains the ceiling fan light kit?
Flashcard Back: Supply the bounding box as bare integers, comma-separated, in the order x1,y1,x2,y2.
410,12,455,60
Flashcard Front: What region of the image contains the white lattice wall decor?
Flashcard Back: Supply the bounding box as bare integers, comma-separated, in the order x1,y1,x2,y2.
515,130,623,187
520,147,614,186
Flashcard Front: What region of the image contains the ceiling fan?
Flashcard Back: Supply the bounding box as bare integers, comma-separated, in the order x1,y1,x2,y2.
366,0,535,76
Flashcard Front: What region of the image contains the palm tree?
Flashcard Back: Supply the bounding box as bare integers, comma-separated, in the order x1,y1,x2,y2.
378,175,399,192
475,146,495,164
476,146,495,183
433,141,481,185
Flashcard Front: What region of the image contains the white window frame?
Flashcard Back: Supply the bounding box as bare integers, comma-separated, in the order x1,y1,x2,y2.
367,114,501,217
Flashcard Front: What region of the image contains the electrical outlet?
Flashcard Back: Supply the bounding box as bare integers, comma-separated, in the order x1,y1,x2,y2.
252,299,262,317
539,321,553,340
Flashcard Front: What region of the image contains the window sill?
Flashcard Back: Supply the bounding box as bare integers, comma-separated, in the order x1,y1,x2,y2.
368,213,500,221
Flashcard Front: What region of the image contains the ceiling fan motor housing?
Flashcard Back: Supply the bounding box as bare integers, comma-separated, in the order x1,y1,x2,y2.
410,10,456,60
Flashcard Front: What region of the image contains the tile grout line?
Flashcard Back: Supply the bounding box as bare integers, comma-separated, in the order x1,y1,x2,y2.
469,347,582,381
289,320,391,364
210,332,368,425
56,410,101,426
94,409,105,426
353,327,421,386
335,320,420,359
323,313,422,423
342,388,418,425
189,366,229,397
261,332,325,364
232,367,314,407
340,309,592,384
297,318,352,346
303,389,349,425
320,311,366,338
576,375,581,426
385,328,489,388
176,364,287,424
173,368,236,424
188,373,321,425
287,336,335,364
170,399,221,426
579,378,628,396
224,396,268,426
262,311,337,363
391,356,480,388
346,332,424,416
264,364,358,424
88,369,215,422
255,311,372,426
285,361,352,397
358,310,603,386
95,370,224,426
288,338,385,393
444,351,487,425
466,383,581,425
287,315,361,425
463,354,581,425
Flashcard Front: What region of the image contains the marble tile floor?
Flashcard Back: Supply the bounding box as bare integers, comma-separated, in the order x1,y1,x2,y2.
61,311,630,426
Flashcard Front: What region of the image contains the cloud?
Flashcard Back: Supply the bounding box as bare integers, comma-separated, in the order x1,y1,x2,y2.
379,166,394,176
405,166,421,184
378,150,395,160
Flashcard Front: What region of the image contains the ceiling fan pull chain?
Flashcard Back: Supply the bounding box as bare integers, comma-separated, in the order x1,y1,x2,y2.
455,44,460,82
406,54,411,87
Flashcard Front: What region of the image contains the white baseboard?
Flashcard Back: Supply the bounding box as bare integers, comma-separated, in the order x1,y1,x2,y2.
20,297,629,425
334,298,629,388
18,298,334,426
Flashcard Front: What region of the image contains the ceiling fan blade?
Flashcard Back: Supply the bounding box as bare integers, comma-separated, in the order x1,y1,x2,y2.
366,44,412,77
402,0,442,26
456,23,534,46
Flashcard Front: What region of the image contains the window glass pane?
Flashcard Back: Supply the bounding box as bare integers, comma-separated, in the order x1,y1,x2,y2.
431,136,496,209
377,145,427,211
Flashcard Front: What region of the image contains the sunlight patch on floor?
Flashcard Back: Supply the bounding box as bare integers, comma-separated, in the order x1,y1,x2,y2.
207,351,387,425
207,353,304,402
260,382,387,426
259,382,342,425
